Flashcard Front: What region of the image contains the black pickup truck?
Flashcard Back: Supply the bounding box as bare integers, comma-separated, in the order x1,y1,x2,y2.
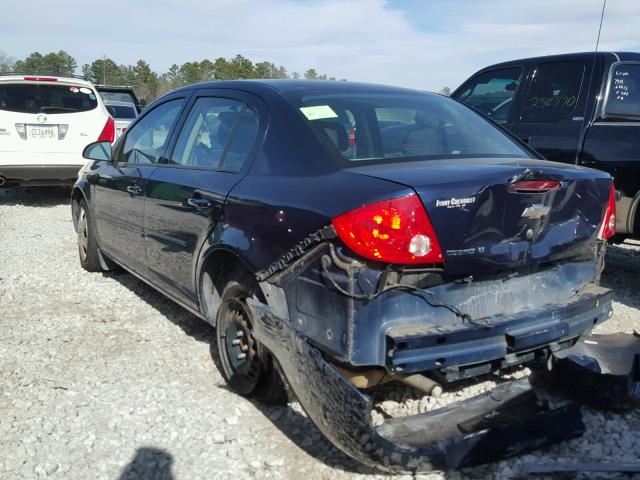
94,85,146,114
452,52,640,240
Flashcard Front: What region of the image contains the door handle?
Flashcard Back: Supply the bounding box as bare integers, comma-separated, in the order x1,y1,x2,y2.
126,184,143,195
187,197,213,209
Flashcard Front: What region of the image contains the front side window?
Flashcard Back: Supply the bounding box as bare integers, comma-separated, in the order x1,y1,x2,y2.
171,97,258,170
521,62,585,123
121,99,184,164
287,91,530,165
0,83,98,114
604,62,640,119
454,68,522,123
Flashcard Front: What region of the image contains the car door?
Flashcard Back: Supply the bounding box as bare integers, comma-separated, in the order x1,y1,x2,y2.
507,59,597,164
452,66,526,126
92,96,187,274
144,90,265,304
581,59,640,234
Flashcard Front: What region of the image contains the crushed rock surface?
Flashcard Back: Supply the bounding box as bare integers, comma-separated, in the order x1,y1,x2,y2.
1,187,639,480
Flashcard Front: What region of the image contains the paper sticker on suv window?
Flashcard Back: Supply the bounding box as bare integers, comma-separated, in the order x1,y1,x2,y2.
300,105,338,121
79,87,93,94
69,86,79,93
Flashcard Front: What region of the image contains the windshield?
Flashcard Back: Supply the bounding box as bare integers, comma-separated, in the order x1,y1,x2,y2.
99,90,137,105
287,91,530,165
0,83,98,114
107,104,137,119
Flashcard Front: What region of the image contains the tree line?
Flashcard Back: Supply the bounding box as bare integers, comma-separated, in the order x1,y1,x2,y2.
0,49,342,104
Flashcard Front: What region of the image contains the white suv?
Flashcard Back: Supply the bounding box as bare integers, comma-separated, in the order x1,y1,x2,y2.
0,74,114,187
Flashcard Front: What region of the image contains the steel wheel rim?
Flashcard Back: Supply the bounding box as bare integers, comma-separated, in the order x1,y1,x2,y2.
78,207,89,261
219,298,262,393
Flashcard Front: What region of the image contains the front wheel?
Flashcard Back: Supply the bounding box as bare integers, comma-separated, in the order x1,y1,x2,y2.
215,280,288,405
76,200,102,272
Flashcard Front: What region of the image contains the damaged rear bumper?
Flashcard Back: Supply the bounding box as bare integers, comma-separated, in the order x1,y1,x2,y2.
247,299,588,472
387,285,613,378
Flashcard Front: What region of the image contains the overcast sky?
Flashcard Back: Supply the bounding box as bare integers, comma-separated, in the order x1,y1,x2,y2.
1,0,639,91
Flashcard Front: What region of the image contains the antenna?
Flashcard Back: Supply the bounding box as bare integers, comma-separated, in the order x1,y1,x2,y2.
594,0,607,54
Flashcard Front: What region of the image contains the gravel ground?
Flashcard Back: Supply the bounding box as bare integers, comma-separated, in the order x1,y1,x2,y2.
1,187,639,480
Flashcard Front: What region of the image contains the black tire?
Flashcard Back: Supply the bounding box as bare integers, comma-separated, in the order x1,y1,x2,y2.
76,199,102,272
215,279,288,405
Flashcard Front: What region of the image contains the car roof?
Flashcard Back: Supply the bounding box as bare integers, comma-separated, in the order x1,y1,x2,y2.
171,79,430,97
0,74,94,87
476,51,640,71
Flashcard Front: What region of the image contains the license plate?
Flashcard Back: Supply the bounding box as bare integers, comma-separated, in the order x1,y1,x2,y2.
28,125,58,139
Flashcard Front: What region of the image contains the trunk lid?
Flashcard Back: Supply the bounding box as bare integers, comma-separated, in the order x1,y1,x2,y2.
347,158,611,275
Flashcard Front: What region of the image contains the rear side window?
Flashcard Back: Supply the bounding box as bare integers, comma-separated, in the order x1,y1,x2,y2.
222,107,259,171
521,62,585,123
107,105,137,119
0,83,98,114
454,68,522,123
171,97,258,171
122,99,184,164
604,62,640,119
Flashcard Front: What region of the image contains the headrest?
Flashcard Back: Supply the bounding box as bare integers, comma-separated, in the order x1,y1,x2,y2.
414,110,439,128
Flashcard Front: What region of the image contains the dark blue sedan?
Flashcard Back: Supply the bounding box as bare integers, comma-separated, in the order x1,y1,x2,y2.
72,80,616,472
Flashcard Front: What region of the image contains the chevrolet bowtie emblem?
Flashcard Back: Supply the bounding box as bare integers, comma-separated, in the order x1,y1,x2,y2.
521,204,550,219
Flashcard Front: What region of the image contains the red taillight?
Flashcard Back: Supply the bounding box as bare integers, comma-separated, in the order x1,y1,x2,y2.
98,116,115,143
508,180,561,193
23,76,58,82
332,194,443,264
347,128,356,146
598,183,616,240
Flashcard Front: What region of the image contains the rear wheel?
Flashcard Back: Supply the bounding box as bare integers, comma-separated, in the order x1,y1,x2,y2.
215,279,288,405
77,200,102,272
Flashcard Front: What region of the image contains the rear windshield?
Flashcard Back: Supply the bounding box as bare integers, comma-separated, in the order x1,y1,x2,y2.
106,104,136,119
0,83,98,114
99,90,137,105
286,91,530,165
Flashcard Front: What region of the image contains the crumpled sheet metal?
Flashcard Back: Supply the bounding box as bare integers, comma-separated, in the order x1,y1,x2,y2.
548,331,640,410
247,299,586,473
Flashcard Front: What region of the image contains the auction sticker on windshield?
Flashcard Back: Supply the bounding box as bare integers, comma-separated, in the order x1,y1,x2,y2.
28,125,58,139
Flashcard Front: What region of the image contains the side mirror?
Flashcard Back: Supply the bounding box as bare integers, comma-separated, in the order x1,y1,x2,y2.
83,141,112,162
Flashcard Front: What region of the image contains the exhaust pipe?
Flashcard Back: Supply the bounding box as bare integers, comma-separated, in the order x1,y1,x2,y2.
334,365,443,397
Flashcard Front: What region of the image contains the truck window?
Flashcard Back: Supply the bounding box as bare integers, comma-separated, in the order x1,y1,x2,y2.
604,62,640,119
521,61,585,123
454,67,522,123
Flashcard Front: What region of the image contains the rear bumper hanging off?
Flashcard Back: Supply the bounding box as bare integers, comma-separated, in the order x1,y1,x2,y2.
541,331,640,410
247,299,589,473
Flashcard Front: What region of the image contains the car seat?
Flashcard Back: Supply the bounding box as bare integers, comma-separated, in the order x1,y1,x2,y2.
401,110,446,156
